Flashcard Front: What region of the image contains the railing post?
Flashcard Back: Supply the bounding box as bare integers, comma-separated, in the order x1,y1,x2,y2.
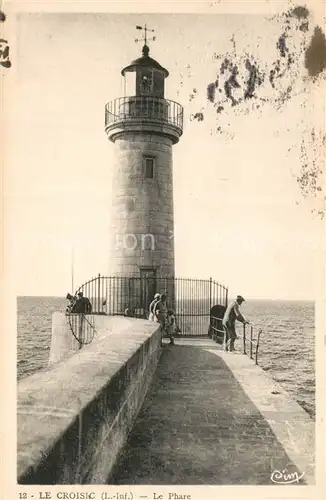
255,329,262,365
250,325,253,359
209,277,212,312
97,273,101,313
208,277,212,339
243,323,246,354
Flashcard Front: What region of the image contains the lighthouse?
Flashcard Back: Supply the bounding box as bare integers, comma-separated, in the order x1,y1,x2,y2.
105,27,183,300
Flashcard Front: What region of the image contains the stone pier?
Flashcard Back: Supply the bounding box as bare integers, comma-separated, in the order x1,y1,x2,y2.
17,329,315,486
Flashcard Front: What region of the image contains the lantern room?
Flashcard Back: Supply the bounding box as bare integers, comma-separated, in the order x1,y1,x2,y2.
121,44,169,98
105,34,183,145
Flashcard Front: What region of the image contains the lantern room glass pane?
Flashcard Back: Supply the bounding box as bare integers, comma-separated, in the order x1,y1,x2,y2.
123,72,137,97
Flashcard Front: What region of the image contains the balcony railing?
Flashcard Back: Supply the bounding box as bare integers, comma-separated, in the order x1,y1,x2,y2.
105,96,184,131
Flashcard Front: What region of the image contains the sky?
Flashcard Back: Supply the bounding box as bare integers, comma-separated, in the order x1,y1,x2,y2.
3,8,325,300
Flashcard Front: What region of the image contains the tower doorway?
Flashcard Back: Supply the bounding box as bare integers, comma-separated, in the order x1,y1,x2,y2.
139,267,157,313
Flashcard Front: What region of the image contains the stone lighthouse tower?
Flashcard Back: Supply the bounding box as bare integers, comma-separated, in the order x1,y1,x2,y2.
105,28,183,298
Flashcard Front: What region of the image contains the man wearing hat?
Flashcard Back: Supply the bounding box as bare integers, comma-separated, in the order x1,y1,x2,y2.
222,295,249,352
148,293,161,321
73,291,92,314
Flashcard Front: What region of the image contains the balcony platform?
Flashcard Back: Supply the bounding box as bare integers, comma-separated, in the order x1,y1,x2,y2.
105,96,183,144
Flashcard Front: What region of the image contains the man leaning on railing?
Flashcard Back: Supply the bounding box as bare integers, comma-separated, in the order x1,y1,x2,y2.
222,295,249,352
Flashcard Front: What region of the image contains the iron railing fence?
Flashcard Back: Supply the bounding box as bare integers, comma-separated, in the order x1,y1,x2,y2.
66,313,96,345
65,275,263,359
210,316,263,365
242,322,263,365
67,274,228,338
105,96,184,131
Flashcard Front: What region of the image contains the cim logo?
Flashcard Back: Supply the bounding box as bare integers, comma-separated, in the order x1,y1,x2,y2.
271,468,305,485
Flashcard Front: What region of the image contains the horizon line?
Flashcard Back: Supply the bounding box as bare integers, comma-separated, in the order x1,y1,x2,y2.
16,295,315,302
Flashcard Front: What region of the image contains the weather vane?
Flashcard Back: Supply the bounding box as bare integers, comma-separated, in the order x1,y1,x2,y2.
135,24,156,46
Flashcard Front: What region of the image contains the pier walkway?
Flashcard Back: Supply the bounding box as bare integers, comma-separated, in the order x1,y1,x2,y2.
109,338,314,485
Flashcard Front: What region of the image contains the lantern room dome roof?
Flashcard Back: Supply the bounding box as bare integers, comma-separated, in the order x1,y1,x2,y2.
121,44,169,77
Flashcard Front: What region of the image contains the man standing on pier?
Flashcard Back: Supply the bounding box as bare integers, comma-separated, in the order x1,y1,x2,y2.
222,295,248,352
154,294,168,326
148,293,161,321
153,293,169,345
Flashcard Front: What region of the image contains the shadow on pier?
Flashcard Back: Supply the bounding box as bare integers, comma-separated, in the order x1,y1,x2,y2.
108,339,304,485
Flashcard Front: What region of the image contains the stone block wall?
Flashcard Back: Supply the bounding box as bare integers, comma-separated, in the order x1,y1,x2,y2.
17,318,162,484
